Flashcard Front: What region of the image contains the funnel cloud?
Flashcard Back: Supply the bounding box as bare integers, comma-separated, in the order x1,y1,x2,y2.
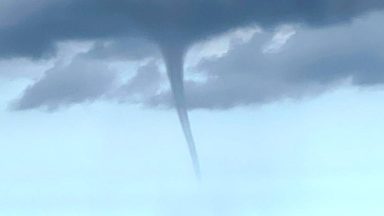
161,45,201,178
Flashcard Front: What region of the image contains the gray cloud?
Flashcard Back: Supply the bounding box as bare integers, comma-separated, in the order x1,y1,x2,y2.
147,13,384,109
12,56,116,110
16,11,384,111
2,0,384,110
8,37,160,110
1,0,383,59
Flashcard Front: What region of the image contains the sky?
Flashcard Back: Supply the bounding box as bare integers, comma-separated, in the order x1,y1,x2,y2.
1,0,384,215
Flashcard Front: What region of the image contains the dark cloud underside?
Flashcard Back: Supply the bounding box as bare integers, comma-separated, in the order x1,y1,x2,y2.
1,0,383,58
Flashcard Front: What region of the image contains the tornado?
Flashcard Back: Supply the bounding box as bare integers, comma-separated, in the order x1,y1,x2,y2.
161,45,201,179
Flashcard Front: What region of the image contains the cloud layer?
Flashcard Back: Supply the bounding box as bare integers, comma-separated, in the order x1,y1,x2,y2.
1,1,384,110
1,0,384,58
178,13,384,109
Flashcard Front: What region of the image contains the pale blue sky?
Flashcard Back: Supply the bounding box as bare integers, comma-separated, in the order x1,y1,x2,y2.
1,77,384,215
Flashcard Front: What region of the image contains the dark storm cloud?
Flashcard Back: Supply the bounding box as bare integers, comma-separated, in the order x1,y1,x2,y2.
148,13,384,109
3,0,384,110
12,11,384,110
1,0,384,58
